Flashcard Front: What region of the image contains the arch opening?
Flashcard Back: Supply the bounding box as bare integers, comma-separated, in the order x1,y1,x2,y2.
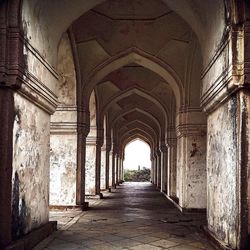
123,139,151,183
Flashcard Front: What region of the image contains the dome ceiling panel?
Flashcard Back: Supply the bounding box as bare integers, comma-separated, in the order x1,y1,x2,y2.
93,0,170,20
73,1,193,65
110,100,164,127
113,112,160,138
102,67,167,92
107,103,123,117
116,93,155,110
96,81,120,106
77,40,110,79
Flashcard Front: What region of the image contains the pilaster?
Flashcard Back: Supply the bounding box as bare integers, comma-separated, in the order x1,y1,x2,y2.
176,109,207,210
160,143,168,193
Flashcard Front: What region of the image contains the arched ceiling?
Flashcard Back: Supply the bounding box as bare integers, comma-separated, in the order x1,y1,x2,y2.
118,120,157,143
22,0,225,66
20,0,225,155
68,0,205,152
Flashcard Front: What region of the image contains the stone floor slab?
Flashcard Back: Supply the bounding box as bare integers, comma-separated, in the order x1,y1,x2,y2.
36,182,214,250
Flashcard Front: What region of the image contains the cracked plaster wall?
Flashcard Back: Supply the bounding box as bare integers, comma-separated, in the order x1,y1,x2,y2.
49,32,77,206
85,144,96,195
176,135,207,209
50,134,77,205
12,93,49,239
207,96,238,249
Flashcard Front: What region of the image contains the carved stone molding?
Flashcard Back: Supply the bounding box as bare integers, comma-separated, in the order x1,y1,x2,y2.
200,22,249,114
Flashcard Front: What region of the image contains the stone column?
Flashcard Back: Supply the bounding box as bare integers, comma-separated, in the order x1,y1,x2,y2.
150,153,154,183
0,88,14,247
156,149,161,189
95,135,103,196
75,107,90,208
100,145,106,190
167,128,177,198
50,105,79,208
85,128,97,196
176,110,207,210
111,145,116,187
160,144,168,193
109,149,113,187
116,154,121,185
105,142,111,189
115,153,119,185
119,156,124,182
76,128,88,207
201,15,250,249
153,153,157,185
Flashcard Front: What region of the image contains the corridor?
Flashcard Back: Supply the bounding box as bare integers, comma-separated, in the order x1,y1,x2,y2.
37,183,214,250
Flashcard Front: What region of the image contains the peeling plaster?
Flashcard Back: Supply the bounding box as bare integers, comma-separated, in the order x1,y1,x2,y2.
12,93,49,238
50,134,77,205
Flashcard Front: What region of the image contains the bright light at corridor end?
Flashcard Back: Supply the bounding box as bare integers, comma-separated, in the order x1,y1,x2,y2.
124,139,151,170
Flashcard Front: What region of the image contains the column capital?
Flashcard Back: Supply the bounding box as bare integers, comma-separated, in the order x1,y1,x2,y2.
176,109,207,138
160,144,168,153
166,138,177,148
77,123,90,137
176,124,207,138
154,148,161,157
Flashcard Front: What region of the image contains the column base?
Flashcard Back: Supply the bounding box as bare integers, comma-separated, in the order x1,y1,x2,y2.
4,221,57,250
49,203,89,211
163,192,206,214
85,193,103,199
202,226,233,250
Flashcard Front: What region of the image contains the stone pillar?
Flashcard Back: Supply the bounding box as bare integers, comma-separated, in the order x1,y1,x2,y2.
95,135,102,196
117,155,120,183
105,142,111,189
167,129,177,198
109,149,113,187
156,149,161,189
115,154,119,185
76,129,87,206
153,153,157,185
160,144,168,193
50,110,78,207
206,91,250,249
75,108,90,207
199,13,250,248
111,146,116,187
0,88,14,247
150,153,154,183
100,145,106,190
120,156,124,182
176,110,207,210
85,129,97,195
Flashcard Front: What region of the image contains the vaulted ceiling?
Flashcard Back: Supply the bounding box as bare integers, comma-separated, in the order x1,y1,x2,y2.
69,0,205,152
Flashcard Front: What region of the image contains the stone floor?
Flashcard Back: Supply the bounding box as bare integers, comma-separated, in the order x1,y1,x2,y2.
34,182,214,250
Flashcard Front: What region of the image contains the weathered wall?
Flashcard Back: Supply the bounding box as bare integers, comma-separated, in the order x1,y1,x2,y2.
186,135,206,208
176,111,207,209
50,134,77,205
49,31,77,206
85,143,96,195
21,0,104,66
168,144,177,197
207,96,238,248
12,93,49,238
56,33,76,105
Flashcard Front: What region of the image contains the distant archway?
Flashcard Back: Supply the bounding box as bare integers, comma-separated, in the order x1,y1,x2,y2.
123,139,151,182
